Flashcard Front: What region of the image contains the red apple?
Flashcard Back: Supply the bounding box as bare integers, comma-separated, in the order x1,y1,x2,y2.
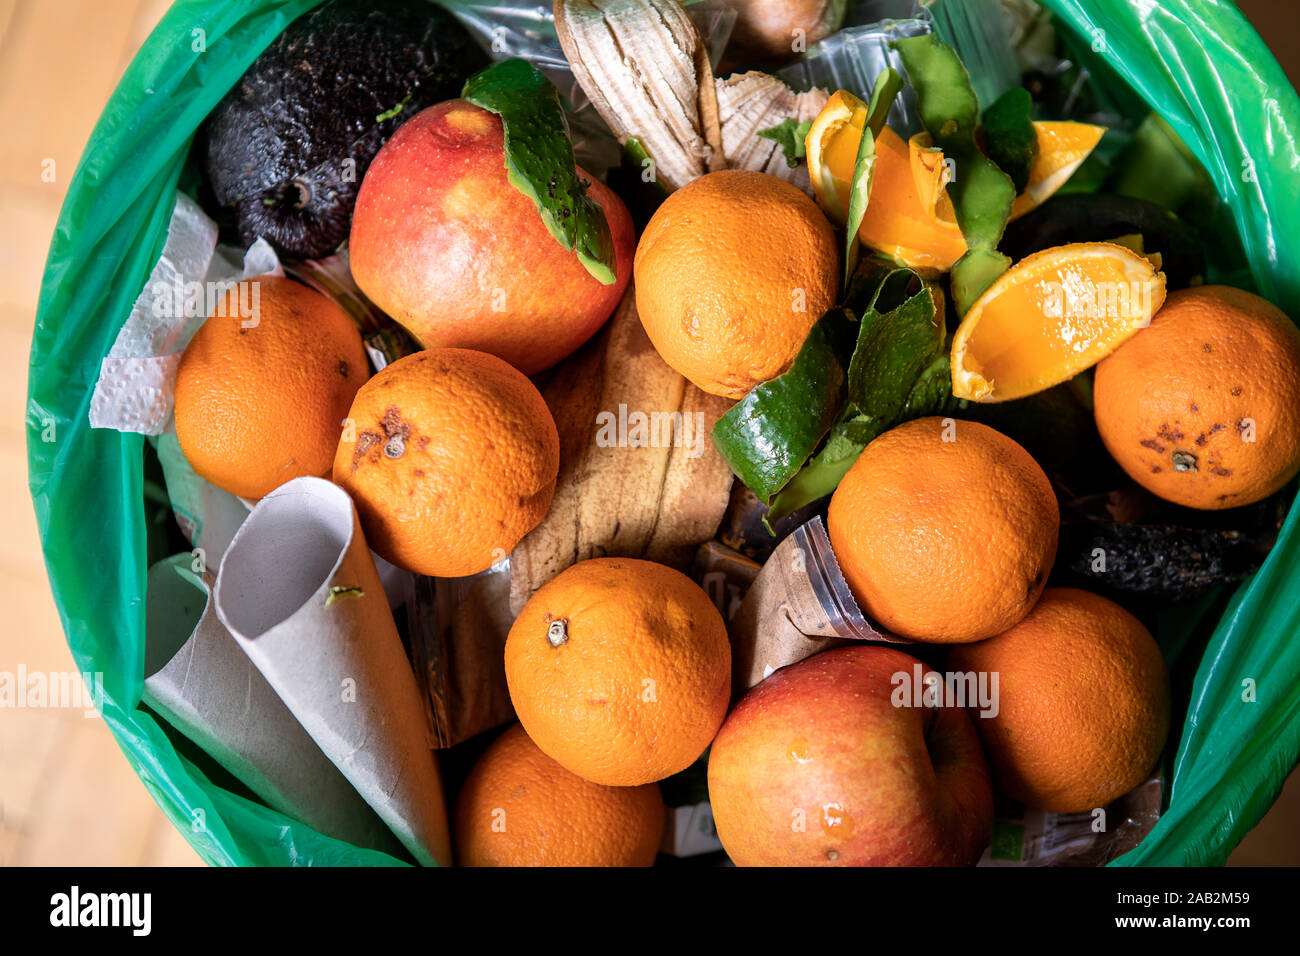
707,645,993,866
349,99,635,375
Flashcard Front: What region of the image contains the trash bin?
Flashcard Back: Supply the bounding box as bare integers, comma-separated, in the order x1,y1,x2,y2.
26,0,1300,866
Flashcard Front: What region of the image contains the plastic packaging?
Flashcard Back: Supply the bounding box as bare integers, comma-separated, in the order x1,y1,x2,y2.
26,0,1300,866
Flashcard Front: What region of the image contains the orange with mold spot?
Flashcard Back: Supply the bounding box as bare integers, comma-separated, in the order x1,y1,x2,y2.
1094,285,1300,510
331,347,559,577
348,100,635,375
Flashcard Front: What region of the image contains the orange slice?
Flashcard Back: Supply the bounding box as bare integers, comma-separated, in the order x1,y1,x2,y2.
806,92,1105,276
950,242,1167,402
807,93,968,274
1008,121,1106,221
806,89,872,223
855,128,969,273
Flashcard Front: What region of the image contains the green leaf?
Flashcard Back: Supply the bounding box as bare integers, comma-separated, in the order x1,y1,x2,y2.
893,35,1016,312
982,87,1038,193
463,59,616,285
763,274,956,526
711,318,846,501
843,129,876,286
765,429,863,529
757,118,813,168
951,247,1011,315
843,69,904,285
902,352,964,419
863,68,904,137
946,151,1017,252
893,34,980,148
840,285,945,440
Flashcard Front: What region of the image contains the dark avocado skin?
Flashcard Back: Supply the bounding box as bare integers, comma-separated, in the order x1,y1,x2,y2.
202,0,488,260
999,193,1206,289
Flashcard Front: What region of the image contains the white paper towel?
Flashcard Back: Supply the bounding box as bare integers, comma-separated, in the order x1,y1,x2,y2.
89,191,281,434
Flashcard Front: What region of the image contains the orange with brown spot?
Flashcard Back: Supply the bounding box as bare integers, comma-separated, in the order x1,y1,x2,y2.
1094,285,1300,509
332,347,559,577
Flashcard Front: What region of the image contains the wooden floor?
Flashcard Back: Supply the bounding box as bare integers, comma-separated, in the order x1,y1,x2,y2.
1,0,1297,867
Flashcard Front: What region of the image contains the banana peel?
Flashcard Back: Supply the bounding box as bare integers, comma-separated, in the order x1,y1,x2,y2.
555,0,724,191
508,285,735,614
717,71,829,193
555,0,827,193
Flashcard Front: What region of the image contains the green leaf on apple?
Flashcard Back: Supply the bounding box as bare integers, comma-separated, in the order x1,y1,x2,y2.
463,58,617,285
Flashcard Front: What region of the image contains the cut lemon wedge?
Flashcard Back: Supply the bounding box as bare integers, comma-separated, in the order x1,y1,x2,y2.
1008,121,1106,221
950,242,1167,402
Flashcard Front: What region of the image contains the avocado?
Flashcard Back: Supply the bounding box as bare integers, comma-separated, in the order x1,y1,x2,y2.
202,0,488,260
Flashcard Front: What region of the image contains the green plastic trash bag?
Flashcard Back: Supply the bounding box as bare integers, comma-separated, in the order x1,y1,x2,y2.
1039,0,1300,867
25,0,1300,866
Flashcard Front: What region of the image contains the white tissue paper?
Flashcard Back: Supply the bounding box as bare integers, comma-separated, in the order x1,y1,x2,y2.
89,190,282,434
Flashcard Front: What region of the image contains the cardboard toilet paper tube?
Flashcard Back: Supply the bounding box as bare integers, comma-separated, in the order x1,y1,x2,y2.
143,555,401,856
730,516,909,691
214,477,452,867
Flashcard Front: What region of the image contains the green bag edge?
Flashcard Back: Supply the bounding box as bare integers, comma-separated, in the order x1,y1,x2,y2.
24,0,1300,866
25,0,404,867
1039,0,1300,867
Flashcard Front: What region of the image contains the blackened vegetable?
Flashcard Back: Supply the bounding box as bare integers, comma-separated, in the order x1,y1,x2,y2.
203,0,487,259
1000,193,1205,288
1057,521,1265,601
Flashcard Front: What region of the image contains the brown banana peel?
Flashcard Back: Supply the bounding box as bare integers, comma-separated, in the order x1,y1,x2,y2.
508,285,734,614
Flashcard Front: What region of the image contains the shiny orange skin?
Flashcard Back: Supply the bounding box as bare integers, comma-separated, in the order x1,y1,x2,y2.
949,588,1170,813
174,276,367,500
634,169,839,399
454,724,664,867
827,417,1059,643
1094,285,1300,510
332,348,559,578
708,645,994,867
349,100,635,376
504,558,730,787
